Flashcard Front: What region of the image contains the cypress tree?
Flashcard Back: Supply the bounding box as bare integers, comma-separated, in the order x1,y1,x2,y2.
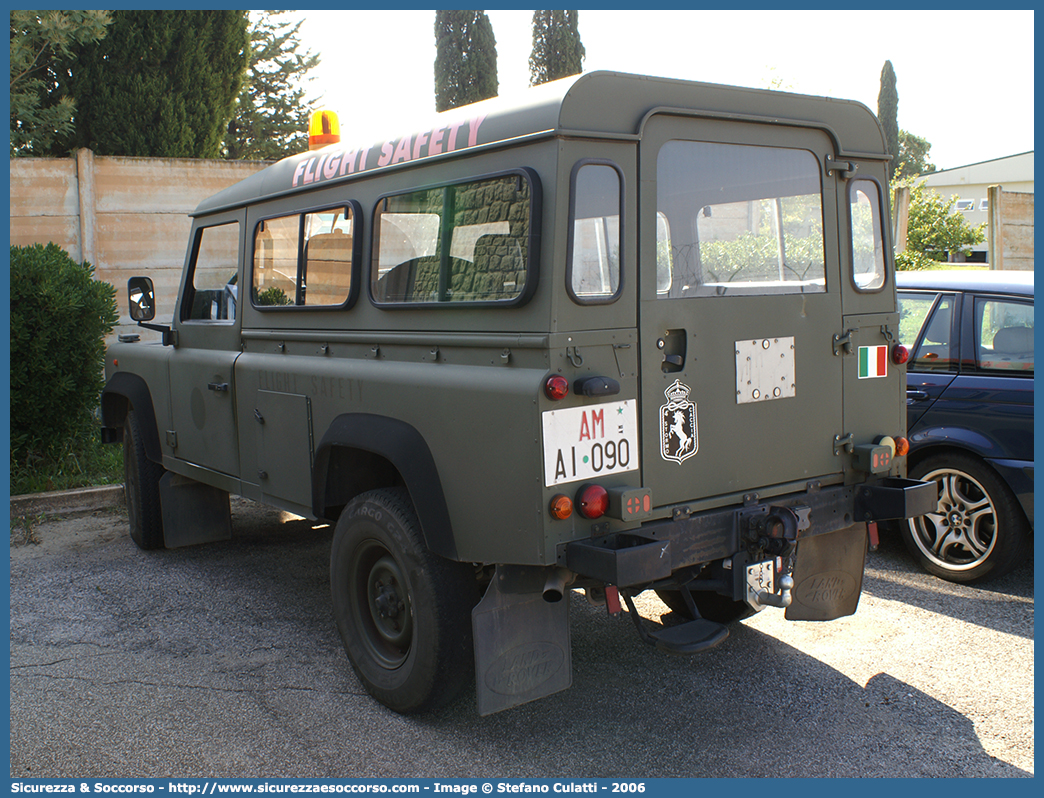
60,10,248,158
877,60,899,181
434,10,498,112
529,10,585,86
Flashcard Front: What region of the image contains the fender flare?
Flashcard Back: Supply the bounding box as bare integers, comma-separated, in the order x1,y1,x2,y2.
313,413,457,560
101,372,162,464
909,424,1003,463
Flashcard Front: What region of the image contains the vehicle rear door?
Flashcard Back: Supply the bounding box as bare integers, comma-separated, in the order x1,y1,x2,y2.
638,115,844,507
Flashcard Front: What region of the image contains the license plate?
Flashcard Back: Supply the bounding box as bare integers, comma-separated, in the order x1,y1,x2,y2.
541,400,639,487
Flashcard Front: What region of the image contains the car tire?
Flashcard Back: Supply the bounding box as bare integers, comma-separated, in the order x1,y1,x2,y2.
123,410,165,550
902,452,1030,583
655,588,755,624
330,487,478,714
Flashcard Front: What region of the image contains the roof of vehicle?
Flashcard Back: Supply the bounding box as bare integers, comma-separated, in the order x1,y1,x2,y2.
195,70,886,216
896,269,1034,297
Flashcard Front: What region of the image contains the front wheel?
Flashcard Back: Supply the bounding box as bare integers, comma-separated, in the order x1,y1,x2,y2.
123,410,164,550
330,488,478,714
902,453,1029,583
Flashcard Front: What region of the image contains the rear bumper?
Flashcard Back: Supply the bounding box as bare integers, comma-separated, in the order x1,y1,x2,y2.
564,478,937,588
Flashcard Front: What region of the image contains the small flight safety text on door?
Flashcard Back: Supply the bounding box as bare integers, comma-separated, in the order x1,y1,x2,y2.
542,401,639,486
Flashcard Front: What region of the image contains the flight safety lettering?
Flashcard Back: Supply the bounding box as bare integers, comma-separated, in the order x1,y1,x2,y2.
292,114,488,188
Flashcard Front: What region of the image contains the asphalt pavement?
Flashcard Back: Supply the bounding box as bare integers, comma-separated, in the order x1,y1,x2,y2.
9,497,1034,778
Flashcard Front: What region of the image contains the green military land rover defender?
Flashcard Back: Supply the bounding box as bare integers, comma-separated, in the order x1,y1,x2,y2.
101,72,936,715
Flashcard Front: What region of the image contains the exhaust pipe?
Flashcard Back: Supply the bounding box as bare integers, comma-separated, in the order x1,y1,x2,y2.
542,567,573,602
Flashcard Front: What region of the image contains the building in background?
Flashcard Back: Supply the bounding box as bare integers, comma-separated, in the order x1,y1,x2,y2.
918,152,1033,263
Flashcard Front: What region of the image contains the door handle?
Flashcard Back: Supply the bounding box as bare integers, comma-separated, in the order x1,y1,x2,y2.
208,382,229,392
906,390,929,401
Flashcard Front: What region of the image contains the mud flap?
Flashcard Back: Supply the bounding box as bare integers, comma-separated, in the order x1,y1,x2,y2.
785,523,867,621
159,472,232,548
472,566,571,716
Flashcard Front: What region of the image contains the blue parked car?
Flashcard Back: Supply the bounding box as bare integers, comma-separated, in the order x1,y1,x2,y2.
896,270,1034,582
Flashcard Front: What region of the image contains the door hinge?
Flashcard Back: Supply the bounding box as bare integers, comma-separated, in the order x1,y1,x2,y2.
825,155,858,180
833,329,854,356
166,430,178,449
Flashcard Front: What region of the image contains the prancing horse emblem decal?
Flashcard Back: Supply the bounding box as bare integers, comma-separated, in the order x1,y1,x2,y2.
660,379,698,464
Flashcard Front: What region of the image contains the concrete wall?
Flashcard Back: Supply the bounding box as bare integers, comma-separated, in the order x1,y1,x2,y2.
10,149,270,339
988,187,1034,271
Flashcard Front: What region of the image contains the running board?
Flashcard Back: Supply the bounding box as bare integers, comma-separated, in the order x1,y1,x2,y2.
620,592,728,655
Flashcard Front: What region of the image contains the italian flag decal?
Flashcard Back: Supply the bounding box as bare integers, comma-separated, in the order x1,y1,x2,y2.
858,345,888,379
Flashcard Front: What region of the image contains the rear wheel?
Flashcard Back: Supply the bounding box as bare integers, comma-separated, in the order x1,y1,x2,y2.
903,452,1029,583
123,410,164,550
655,588,755,624
330,488,478,714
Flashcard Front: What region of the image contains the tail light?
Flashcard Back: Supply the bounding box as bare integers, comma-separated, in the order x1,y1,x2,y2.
892,344,910,365
895,436,910,457
576,484,609,519
544,374,570,400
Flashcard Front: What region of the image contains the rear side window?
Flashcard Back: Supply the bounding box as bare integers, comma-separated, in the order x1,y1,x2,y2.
656,141,825,297
184,222,240,322
977,297,1033,372
371,170,538,305
849,179,886,291
568,161,623,303
252,205,358,309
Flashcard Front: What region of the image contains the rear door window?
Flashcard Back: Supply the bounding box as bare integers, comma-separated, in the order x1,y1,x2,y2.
656,140,825,296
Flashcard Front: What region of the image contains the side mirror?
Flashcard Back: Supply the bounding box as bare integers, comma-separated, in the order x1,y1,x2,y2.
128,276,156,322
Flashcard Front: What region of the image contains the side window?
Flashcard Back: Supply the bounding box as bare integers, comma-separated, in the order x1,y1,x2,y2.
976,298,1033,372
656,141,825,297
184,222,240,322
849,179,886,291
371,171,536,305
252,205,356,308
898,292,957,371
568,161,622,303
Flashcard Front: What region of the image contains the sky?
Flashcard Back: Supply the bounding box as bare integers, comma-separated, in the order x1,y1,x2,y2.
289,9,1033,172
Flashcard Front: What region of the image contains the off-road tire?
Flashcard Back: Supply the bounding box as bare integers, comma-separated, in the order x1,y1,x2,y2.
330,487,478,714
123,410,165,550
903,452,1029,583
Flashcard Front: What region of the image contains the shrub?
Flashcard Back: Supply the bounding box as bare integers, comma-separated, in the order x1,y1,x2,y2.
10,243,119,476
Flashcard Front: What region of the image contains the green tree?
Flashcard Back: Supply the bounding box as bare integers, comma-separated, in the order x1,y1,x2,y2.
895,178,985,269
9,10,111,157
434,10,498,112
895,129,937,177
59,10,248,158
225,11,320,161
528,10,585,86
877,60,899,180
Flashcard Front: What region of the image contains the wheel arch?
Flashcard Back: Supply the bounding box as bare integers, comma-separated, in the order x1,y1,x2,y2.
101,372,162,464
313,414,457,560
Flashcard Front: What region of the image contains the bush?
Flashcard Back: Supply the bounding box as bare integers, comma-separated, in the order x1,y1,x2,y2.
10,243,119,480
